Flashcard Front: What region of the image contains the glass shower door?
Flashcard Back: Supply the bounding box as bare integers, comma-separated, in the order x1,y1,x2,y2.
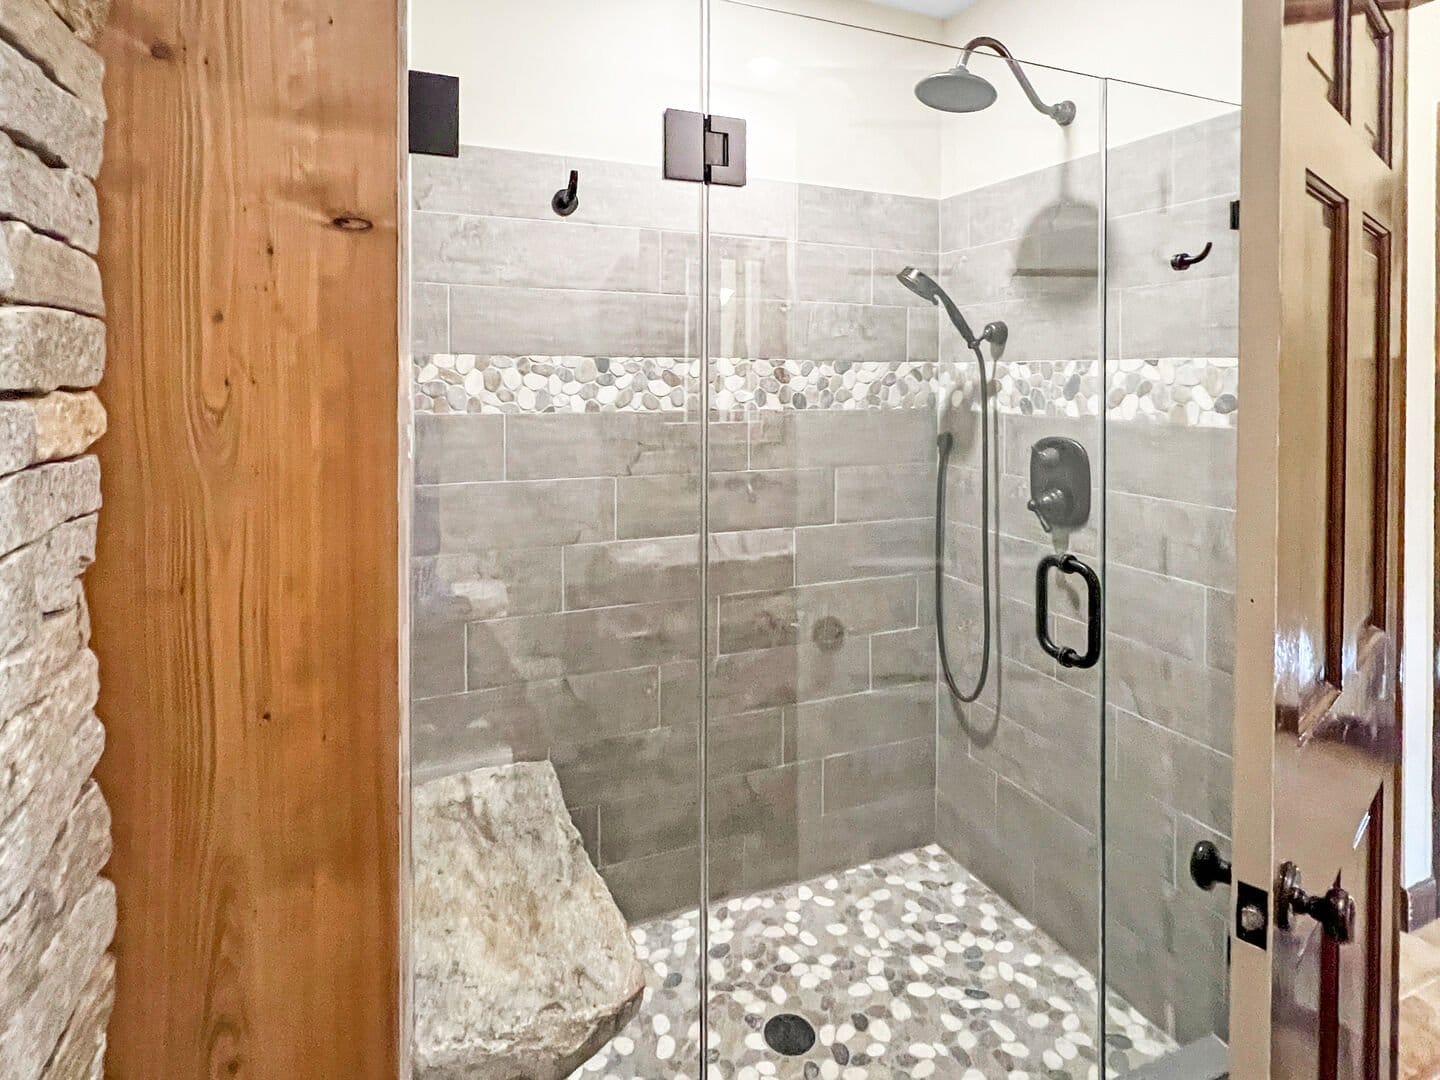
404,3,706,1078
1100,79,1241,1075
698,7,1152,1075
403,3,1242,1076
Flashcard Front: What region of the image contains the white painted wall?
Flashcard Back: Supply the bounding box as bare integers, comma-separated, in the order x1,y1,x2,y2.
409,0,954,197
410,0,1241,198
938,0,1240,192
1403,3,1440,891
409,1,705,168
709,2,951,197
940,0,1242,103
748,0,945,40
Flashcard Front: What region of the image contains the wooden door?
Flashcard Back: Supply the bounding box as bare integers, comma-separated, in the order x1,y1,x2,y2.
91,1,402,1076
1232,0,1408,1076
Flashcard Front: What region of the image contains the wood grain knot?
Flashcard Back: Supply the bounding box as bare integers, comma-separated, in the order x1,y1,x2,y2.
149,41,175,60
331,215,374,232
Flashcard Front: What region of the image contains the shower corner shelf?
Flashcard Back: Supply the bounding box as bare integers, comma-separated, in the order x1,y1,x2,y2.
1012,266,1099,279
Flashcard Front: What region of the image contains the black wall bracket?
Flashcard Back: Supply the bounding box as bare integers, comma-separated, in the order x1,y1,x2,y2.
409,71,459,158
551,170,580,217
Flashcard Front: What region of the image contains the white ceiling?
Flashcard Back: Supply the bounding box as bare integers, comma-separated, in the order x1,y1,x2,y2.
863,0,976,17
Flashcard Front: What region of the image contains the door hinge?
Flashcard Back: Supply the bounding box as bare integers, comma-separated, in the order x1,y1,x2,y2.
664,109,747,187
1229,199,1241,230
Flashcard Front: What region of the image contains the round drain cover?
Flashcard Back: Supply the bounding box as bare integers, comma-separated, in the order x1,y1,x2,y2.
763,1013,817,1057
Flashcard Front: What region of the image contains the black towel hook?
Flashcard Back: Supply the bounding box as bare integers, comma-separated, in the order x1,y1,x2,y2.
1171,242,1213,271
552,170,580,217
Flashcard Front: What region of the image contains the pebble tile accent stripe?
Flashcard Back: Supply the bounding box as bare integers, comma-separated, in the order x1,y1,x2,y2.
413,355,940,418
415,355,1239,428
991,356,1239,428
572,845,1174,1080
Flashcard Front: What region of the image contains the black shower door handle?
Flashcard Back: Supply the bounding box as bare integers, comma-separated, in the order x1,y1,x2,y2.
1035,553,1102,669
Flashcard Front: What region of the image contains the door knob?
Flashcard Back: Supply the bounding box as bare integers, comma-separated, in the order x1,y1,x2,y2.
1189,840,1232,891
1274,861,1356,943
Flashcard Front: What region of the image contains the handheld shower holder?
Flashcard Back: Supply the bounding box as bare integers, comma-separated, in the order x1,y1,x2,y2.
981,320,1008,349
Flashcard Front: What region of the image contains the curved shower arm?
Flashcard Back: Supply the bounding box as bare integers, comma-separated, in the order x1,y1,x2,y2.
956,36,1076,126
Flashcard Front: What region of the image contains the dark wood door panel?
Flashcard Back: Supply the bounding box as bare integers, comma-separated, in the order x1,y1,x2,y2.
1260,0,1407,1074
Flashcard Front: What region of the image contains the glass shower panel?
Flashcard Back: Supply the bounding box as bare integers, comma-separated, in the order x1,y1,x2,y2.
404,2,705,1077
701,7,1151,1074
1102,79,1241,1074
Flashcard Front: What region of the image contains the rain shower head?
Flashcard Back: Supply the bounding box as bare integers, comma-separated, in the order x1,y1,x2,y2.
915,65,998,114
915,36,1075,126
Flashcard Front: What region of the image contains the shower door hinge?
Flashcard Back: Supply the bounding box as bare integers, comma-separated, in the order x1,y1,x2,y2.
663,109,747,187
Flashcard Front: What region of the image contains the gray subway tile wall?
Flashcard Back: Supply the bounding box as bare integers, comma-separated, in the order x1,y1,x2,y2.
414,147,939,365
410,405,939,919
409,108,1239,1041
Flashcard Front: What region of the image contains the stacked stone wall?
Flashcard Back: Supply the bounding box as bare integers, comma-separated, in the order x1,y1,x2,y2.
0,0,113,1076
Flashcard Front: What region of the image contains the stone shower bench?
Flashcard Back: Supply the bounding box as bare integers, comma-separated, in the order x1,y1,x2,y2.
412,761,645,1080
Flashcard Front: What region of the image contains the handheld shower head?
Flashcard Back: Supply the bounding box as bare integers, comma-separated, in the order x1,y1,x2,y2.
896,267,980,349
896,266,941,303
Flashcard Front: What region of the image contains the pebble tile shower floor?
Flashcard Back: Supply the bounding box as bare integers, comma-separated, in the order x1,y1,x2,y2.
573,845,1173,1080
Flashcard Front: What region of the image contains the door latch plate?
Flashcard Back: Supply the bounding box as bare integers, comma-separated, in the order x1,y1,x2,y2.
1235,879,1269,950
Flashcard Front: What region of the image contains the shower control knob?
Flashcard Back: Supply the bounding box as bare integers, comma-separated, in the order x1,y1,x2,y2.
1026,487,1071,533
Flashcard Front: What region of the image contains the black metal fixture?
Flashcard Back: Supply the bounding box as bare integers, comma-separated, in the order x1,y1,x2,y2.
408,70,459,158
1274,862,1357,944
663,109,747,187
914,36,1076,126
1171,242,1214,271
896,267,1006,705
1189,840,1233,891
1027,436,1090,533
1035,553,1101,670
551,170,580,217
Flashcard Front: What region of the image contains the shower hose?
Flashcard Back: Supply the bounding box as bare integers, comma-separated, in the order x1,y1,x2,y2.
935,339,994,704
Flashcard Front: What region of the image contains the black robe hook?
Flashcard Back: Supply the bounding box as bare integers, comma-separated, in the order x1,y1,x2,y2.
552,170,579,217
1171,242,1213,271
